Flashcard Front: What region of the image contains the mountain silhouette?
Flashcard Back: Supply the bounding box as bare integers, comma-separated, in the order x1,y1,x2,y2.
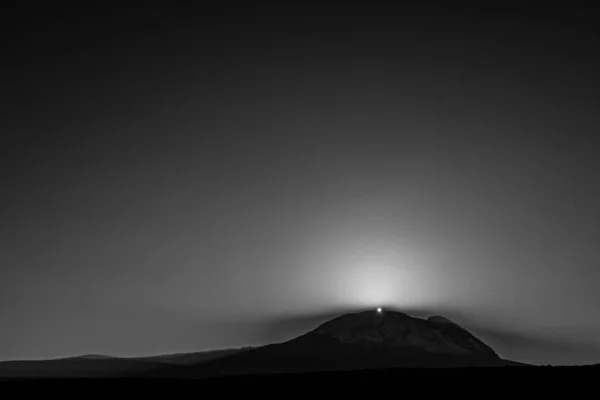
0,310,524,380
146,309,520,378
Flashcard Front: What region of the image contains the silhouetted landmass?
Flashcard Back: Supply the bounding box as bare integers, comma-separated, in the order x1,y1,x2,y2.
143,310,522,378
1,310,598,394
130,347,254,366
0,348,254,378
0,357,167,379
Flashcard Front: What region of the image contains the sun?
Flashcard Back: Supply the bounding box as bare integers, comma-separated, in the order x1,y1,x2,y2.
377,307,382,313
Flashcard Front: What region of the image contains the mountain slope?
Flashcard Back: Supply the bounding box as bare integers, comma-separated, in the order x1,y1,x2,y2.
0,310,520,379
150,310,514,378
0,349,252,378
132,348,253,366
0,357,167,378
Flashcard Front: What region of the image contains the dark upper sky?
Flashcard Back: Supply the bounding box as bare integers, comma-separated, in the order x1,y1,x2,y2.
3,2,600,365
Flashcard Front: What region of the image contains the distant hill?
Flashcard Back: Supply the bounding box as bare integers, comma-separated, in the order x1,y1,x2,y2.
132,348,254,366
0,357,166,378
0,348,253,379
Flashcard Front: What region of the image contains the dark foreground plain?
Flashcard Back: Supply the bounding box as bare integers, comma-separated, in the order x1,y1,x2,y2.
2,366,599,396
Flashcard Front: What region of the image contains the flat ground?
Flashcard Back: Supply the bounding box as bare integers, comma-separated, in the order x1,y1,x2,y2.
1,366,597,396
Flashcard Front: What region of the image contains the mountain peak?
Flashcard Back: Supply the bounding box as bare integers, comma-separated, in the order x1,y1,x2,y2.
307,309,499,359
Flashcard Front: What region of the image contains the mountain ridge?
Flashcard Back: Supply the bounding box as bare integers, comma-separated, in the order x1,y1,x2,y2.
0,309,526,379
144,309,520,378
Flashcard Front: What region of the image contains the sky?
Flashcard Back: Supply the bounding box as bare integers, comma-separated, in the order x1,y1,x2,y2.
3,3,600,365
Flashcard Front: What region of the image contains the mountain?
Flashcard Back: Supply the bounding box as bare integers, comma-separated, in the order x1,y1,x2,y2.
132,348,254,366
0,349,253,379
0,357,167,379
0,310,522,380
148,309,518,378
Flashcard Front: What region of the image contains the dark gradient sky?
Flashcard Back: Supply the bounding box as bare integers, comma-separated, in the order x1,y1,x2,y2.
4,3,600,365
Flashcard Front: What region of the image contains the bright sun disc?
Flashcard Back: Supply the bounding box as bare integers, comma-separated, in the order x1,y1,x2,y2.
377,307,382,312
